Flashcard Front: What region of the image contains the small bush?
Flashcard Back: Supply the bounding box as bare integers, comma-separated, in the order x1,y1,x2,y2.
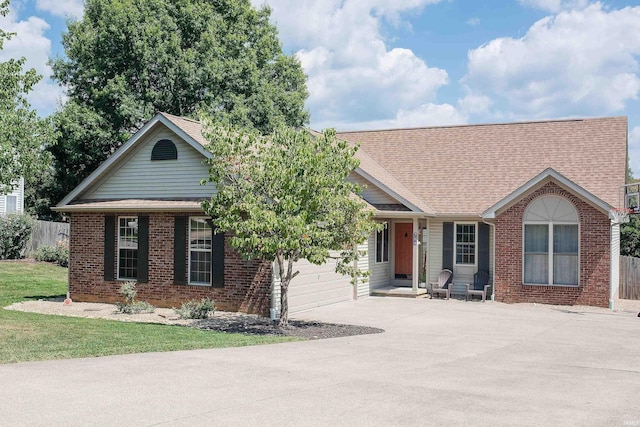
0,214,35,260
174,298,216,319
33,240,69,267
115,281,155,314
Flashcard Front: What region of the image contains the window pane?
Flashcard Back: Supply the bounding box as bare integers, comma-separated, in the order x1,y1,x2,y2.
524,224,548,252
553,224,578,285
189,218,213,284
383,225,389,262
524,224,549,284
376,229,383,263
375,224,389,263
456,224,475,264
118,217,138,280
6,196,17,213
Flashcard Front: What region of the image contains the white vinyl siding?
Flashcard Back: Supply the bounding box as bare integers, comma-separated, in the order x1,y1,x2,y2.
287,254,353,314
84,128,214,200
368,231,390,290
0,178,24,214
347,172,399,205
356,241,370,298
428,219,444,284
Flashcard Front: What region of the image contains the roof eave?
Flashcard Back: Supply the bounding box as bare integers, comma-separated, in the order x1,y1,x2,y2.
482,168,613,219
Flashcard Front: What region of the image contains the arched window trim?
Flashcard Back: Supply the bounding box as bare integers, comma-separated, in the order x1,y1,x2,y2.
151,139,178,161
522,196,580,287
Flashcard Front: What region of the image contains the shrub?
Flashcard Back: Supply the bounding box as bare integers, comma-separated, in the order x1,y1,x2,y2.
174,298,216,319
114,281,155,314
0,214,35,260
34,245,59,263
33,240,69,267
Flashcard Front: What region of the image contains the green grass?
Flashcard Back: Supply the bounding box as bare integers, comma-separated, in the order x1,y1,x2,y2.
0,261,297,364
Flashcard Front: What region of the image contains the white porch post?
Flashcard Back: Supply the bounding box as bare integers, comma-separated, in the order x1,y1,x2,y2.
412,217,419,291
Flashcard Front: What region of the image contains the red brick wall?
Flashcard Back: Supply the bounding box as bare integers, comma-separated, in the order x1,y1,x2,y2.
494,182,610,307
68,212,272,315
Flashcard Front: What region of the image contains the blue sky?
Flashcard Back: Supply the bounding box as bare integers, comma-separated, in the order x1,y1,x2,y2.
2,0,640,174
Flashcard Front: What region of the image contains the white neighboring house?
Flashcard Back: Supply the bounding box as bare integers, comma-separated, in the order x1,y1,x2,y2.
0,177,25,214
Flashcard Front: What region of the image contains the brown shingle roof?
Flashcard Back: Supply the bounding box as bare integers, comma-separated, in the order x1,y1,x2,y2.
337,117,627,215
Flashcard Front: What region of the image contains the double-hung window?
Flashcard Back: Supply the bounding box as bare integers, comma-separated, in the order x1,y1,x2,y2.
523,196,579,286
118,217,138,280
189,217,212,285
375,222,389,263
455,223,476,265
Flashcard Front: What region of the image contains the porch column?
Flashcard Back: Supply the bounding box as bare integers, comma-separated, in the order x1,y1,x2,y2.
412,217,419,291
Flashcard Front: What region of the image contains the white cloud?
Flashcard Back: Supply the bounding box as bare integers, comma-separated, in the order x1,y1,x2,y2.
315,102,466,131
518,0,589,13
629,126,640,178
35,0,84,20
0,8,64,116
254,0,463,130
463,3,640,120
466,17,480,26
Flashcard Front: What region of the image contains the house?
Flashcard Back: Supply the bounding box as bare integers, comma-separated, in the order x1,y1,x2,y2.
0,177,25,214
53,113,628,315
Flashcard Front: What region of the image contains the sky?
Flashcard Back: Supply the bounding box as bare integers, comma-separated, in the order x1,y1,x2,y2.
1,0,640,174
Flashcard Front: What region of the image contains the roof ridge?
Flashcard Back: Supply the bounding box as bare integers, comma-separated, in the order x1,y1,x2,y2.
159,111,201,124
335,116,627,134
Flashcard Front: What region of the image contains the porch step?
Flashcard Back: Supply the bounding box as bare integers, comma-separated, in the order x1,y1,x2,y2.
371,286,427,298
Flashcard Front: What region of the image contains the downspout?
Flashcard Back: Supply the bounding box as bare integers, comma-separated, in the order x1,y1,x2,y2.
481,217,496,302
270,260,279,321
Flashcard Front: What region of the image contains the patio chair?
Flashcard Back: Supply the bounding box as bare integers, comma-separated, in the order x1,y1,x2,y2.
465,270,491,302
429,269,453,299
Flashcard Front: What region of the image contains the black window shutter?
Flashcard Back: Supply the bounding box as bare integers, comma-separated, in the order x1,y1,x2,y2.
442,222,454,271
212,228,225,288
104,215,115,281
137,216,149,283
174,217,187,285
478,222,490,274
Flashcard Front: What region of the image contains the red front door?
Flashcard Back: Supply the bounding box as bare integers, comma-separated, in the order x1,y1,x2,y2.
395,223,413,277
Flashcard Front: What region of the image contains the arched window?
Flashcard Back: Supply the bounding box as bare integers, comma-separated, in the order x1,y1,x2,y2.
523,196,579,286
151,139,177,161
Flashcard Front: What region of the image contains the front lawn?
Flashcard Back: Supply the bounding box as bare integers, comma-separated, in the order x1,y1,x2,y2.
0,261,296,364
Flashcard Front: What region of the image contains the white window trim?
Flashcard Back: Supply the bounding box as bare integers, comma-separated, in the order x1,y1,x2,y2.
454,221,477,266
117,216,138,281
188,216,212,286
375,222,389,264
522,221,580,287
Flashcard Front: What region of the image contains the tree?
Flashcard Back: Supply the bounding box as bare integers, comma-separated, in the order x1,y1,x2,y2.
42,0,308,215
201,122,379,326
0,0,52,193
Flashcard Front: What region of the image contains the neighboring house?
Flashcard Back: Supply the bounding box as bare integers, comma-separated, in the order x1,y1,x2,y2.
54,114,628,315
0,177,25,214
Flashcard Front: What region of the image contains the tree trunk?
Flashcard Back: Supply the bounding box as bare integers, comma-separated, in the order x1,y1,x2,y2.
277,253,296,328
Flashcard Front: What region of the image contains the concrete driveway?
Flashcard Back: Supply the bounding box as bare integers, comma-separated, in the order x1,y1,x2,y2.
1,297,639,426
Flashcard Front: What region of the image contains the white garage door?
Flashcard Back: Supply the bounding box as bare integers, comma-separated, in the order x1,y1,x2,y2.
287,258,353,314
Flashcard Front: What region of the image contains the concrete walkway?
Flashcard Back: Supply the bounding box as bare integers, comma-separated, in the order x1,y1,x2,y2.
1,298,639,426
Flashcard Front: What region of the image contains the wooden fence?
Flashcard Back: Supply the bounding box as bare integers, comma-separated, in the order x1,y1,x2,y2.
25,220,70,256
619,256,640,300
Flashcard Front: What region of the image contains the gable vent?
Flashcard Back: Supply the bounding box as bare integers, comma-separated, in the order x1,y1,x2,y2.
151,139,178,161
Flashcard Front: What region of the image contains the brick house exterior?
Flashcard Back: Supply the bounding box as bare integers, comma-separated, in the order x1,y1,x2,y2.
69,212,272,315
55,113,627,314
494,182,611,307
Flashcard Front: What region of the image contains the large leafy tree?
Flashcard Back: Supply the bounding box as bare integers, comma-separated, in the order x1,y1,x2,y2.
0,0,52,193
43,0,308,213
201,122,378,326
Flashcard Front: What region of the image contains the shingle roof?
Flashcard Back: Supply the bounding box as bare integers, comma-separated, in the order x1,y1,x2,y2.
160,112,209,147
337,117,627,215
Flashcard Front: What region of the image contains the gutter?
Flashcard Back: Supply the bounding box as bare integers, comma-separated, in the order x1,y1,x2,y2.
481,216,496,302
